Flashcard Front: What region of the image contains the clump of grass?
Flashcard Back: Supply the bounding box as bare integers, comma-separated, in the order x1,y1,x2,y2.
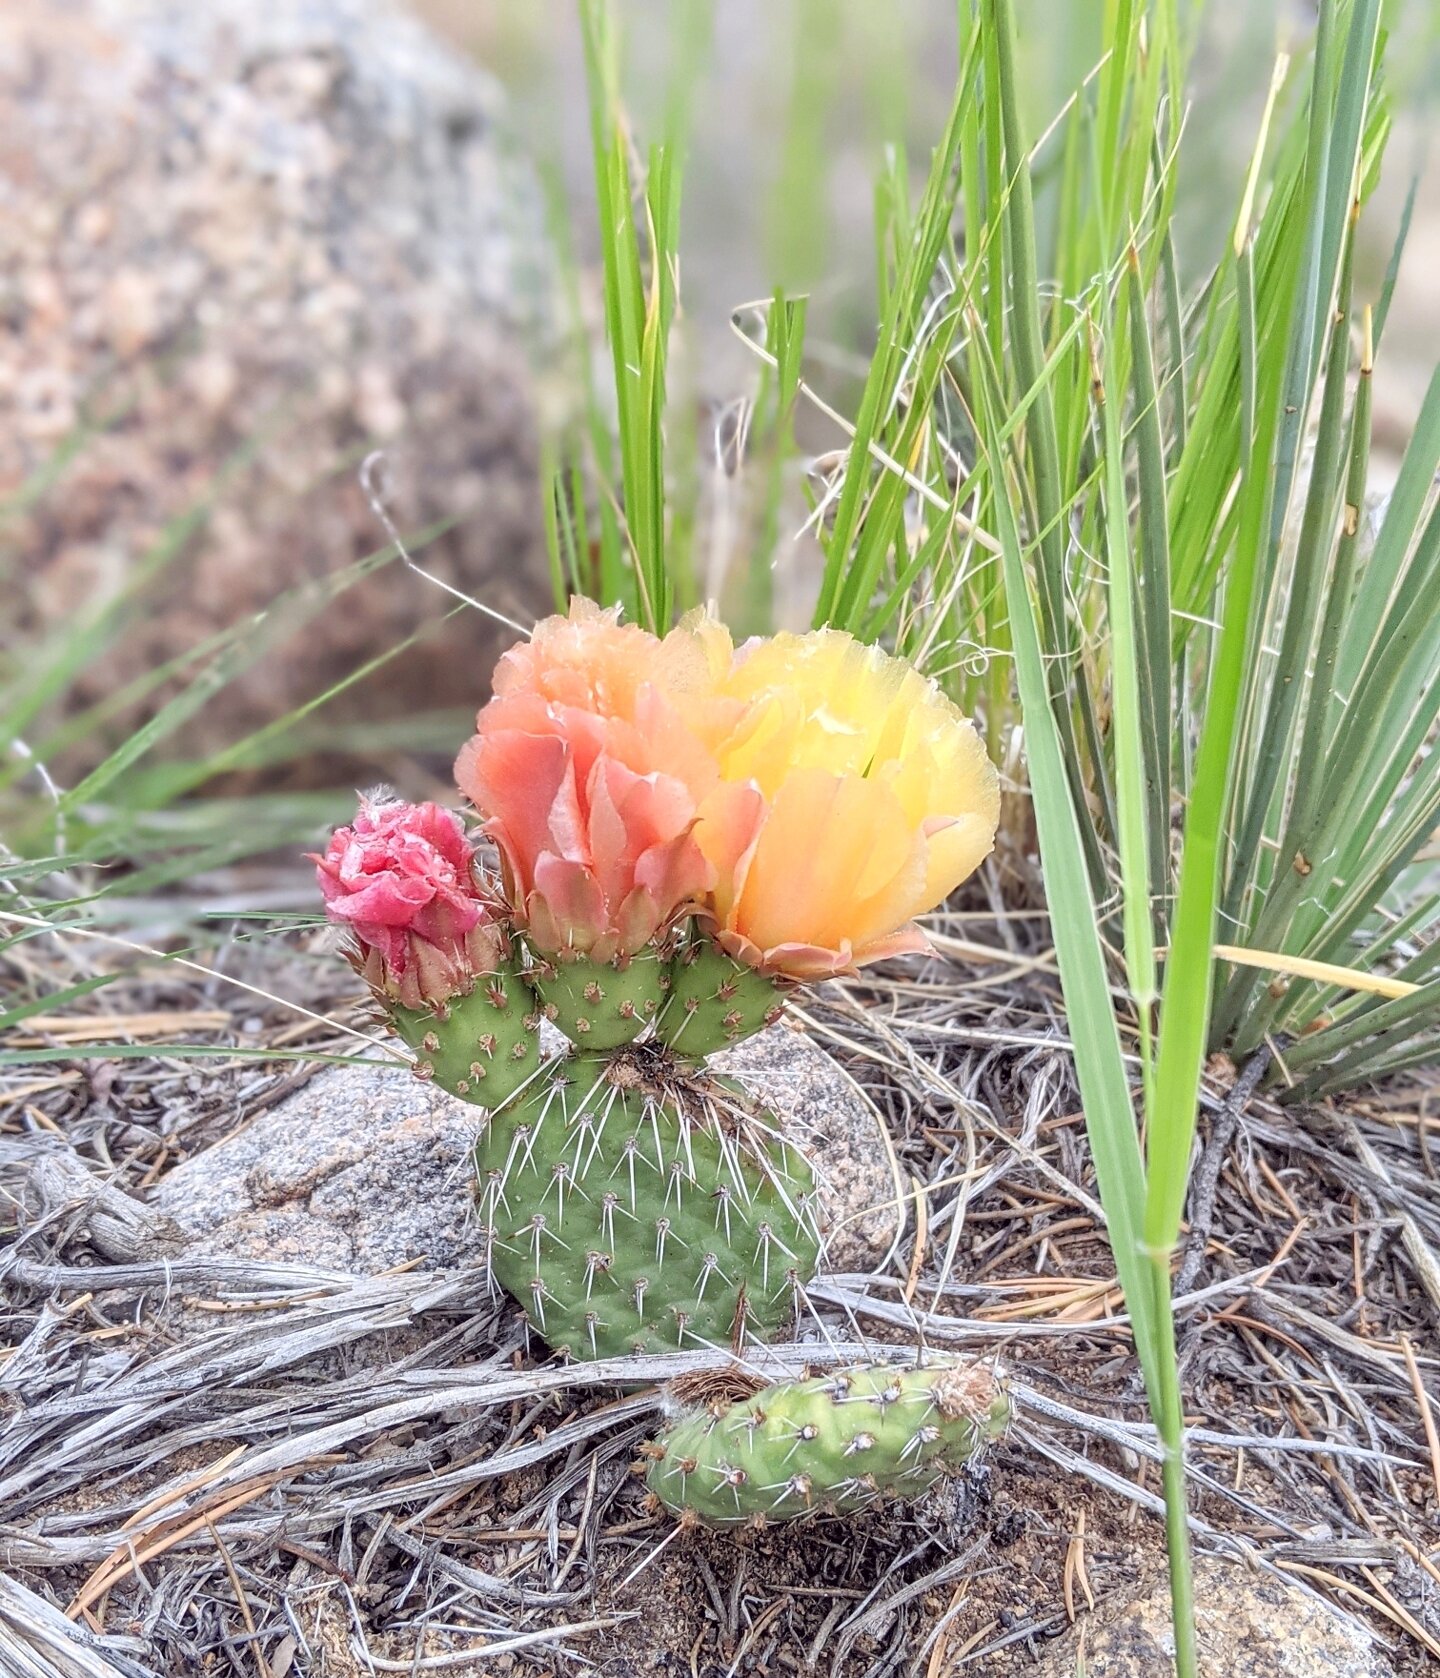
549,1,1440,1668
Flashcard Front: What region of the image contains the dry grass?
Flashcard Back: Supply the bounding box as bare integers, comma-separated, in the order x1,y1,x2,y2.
3,884,1439,1675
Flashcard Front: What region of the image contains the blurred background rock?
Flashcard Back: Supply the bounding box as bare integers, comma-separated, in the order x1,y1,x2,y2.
1,0,552,785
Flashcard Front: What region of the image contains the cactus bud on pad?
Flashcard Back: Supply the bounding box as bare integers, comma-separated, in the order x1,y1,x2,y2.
474,1049,823,1359
312,798,543,1107
657,935,788,1059
645,1358,1008,1526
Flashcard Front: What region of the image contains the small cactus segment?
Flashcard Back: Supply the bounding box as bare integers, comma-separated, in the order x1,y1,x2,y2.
645,1358,1009,1527
657,935,788,1058
530,948,670,1050
474,1052,822,1359
390,962,543,1107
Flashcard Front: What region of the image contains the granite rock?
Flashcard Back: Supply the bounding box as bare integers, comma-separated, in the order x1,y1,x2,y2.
1034,1557,1393,1678
1,0,551,769
150,1020,900,1278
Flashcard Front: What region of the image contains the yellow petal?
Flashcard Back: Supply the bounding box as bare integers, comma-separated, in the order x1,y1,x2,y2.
655,623,1003,974
735,771,915,955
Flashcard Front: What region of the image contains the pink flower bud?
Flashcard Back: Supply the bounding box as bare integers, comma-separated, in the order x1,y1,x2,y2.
312,798,506,1010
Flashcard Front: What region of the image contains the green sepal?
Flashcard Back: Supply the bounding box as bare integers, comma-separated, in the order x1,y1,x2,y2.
646,1358,1009,1527
529,947,669,1050
389,963,543,1108
657,935,788,1058
473,1049,822,1359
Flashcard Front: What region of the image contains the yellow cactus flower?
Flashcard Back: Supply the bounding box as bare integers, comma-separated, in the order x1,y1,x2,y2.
682,620,1001,978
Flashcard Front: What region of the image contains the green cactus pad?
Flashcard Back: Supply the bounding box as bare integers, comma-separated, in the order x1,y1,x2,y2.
529,948,670,1050
657,936,788,1058
645,1358,1009,1527
473,1049,822,1359
390,964,544,1107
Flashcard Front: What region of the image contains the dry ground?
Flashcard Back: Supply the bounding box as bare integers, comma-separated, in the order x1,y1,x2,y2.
3,891,1439,1675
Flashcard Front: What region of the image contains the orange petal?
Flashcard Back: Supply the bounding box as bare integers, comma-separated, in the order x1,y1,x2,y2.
691,781,766,926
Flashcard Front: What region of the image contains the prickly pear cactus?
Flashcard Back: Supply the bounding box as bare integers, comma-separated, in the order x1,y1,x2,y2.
390,962,543,1108
644,1358,1009,1527
474,1049,823,1359
530,948,671,1051
657,935,789,1059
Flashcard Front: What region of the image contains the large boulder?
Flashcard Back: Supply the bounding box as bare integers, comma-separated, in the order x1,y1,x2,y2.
147,1020,901,1278
0,0,551,768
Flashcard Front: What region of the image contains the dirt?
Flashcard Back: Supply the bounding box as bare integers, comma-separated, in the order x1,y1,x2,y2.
565,1450,1157,1676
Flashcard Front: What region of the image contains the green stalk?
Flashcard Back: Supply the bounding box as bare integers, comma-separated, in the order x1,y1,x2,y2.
989,0,1111,891
1126,250,1174,921
1147,243,1272,1246
973,359,1180,1656
1135,240,1266,1678
1148,1261,1197,1676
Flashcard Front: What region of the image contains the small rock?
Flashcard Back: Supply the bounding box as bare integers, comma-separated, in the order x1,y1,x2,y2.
1034,1557,1393,1678
150,1024,897,1279
151,1063,486,1273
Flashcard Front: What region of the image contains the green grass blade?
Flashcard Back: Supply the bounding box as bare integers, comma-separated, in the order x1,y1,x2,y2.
812,28,978,627
1126,250,1174,915
1335,361,1440,694
975,380,1156,1373
1148,236,1268,1252
1373,168,1418,343
1098,287,1157,1066
1224,230,1358,929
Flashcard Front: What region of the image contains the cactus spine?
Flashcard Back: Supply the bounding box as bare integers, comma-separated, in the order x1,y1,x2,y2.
473,1049,822,1359
644,1358,1009,1527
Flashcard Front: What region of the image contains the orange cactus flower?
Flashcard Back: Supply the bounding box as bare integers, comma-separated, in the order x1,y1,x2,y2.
455,599,734,962
680,620,1001,979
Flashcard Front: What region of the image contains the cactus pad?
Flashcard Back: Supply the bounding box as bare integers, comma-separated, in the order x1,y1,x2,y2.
530,948,671,1050
390,965,544,1107
657,936,788,1059
473,1048,822,1359
645,1357,1009,1526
